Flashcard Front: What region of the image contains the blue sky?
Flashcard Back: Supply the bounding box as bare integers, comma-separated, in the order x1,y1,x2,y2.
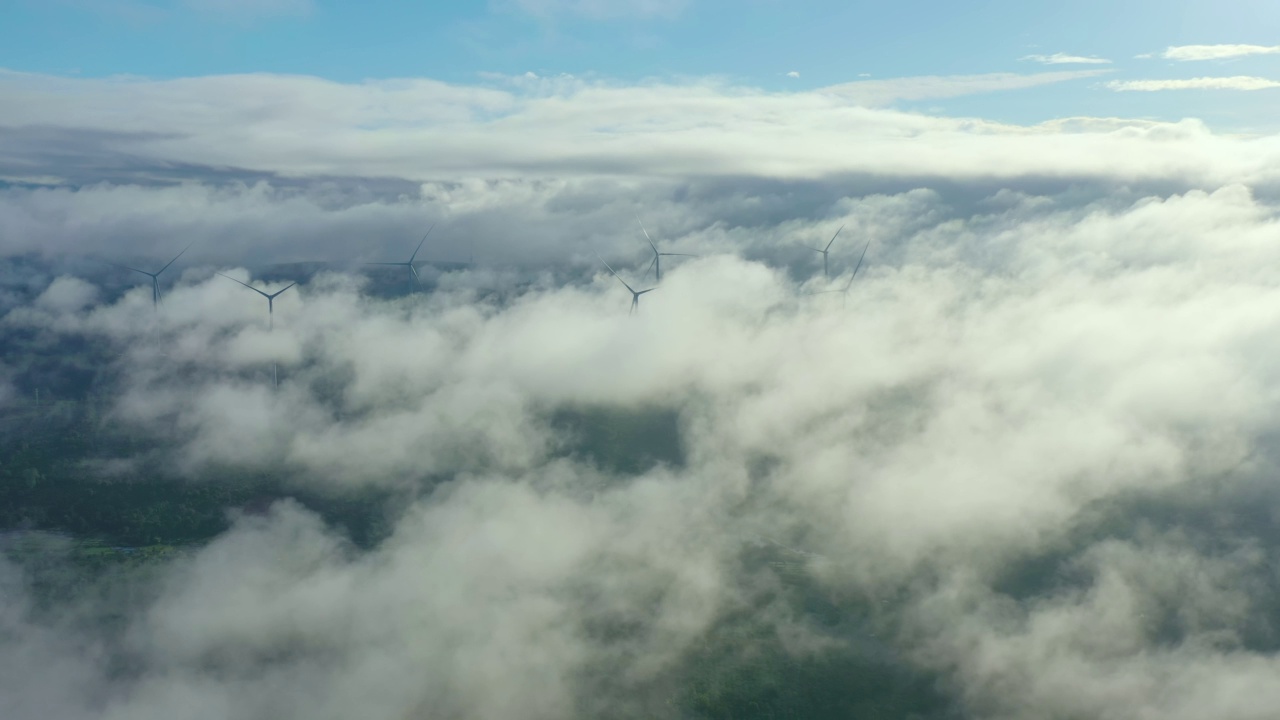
1,1,1270,78
2,0,1273,82
4,0,1279,129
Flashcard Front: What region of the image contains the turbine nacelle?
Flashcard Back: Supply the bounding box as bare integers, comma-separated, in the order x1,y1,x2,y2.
218,272,297,330
112,241,195,308
637,216,699,282
805,224,844,279
811,236,871,307
597,252,656,315
366,223,435,284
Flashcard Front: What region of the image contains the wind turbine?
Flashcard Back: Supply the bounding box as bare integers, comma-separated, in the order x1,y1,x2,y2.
113,242,194,308
366,224,434,283
805,225,844,279
637,217,698,282
596,253,655,315
815,237,871,307
217,273,296,330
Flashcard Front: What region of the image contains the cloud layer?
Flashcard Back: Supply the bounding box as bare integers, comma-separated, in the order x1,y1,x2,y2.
1161,44,1280,61
4,169,1280,718
1021,53,1112,65
5,60,1280,719
19,67,1280,194
1107,76,1280,92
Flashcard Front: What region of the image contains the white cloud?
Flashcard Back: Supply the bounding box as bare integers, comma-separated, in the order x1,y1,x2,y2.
15,67,1272,194
1021,52,1112,65
1162,44,1280,61
786,71,800,79
1107,76,1280,92
34,275,98,313
6,179,1280,717
8,65,1280,718
820,69,1110,105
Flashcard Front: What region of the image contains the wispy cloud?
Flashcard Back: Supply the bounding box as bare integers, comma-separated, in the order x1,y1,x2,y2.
786,71,800,79
23,68,1269,191
1021,53,1112,65
1107,76,1280,92
1160,44,1280,61
819,69,1111,105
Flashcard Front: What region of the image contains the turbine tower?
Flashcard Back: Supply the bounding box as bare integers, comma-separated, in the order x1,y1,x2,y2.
366,223,435,283
597,253,655,315
805,225,844,279
217,273,296,330
637,217,698,282
115,242,194,308
815,237,871,307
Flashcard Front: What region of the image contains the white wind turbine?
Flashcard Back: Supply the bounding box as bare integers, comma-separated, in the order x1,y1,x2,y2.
597,253,655,315
637,217,698,282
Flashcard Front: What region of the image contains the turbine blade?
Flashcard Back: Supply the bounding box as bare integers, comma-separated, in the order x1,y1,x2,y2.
267,282,297,299
847,237,872,289
595,253,636,292
849,238,870,278
217,272,271,299
636,288,656,295
409,264,421,283
824,225,844,252
636,216,654,245
409,223,435,264
364,262,409,266
117,264,156,278
595,252,619,278
644,255,658,280
659,252,699,257
157,241,195,275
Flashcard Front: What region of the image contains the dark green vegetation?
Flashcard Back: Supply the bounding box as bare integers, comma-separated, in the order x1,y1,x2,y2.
675,545,960,720
1,320,962,719
1,397,398,549
992,469,1280,655
551,405,686,476
0,322,400,549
